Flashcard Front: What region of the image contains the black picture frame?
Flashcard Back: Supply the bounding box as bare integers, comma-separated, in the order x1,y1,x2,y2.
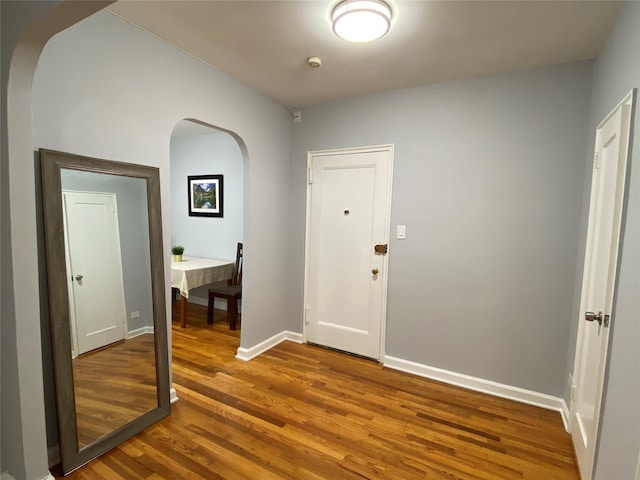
188,174,224,217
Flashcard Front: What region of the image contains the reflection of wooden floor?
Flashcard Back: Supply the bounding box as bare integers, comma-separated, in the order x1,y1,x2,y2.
73,334,157,448
57,303,578,479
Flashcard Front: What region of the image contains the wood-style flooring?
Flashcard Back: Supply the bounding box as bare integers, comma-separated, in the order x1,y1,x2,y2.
55,303,579,479
73,334,157,448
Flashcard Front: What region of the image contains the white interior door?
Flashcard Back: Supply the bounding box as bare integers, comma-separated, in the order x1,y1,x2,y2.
305,145,393,360
63,191,127,355
570,91,634,479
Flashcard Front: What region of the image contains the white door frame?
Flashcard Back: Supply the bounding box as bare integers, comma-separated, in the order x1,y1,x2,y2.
62,190,128,357
568,90,635,479
302,144,394,360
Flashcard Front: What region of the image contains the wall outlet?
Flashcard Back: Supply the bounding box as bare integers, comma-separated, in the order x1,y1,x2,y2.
130,311,140,319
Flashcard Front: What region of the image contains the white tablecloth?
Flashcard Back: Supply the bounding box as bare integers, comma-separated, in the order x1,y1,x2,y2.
171,256,234,299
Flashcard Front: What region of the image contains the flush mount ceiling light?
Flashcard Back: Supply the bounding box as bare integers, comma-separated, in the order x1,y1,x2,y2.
331,0,392,43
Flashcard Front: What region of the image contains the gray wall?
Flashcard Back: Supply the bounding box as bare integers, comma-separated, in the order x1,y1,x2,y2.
575,3,640,479
289,62,593,396
2,3,104,478
3,2,636,479
31,7,292,343
5,4,291,478
170,130,244,304
61,169,154,331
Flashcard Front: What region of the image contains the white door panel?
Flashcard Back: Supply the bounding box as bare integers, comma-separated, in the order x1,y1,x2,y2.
570,91,634,479
64,191,127,355
305,146,393,360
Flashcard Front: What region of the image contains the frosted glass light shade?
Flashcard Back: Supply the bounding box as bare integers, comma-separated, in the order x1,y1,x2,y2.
332,0,392,43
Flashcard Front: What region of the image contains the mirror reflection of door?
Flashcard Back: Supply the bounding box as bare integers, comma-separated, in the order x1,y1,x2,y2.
60,169,159,449
63,191,127,357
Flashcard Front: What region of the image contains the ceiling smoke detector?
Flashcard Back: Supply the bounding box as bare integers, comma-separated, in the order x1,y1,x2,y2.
331,0,392,43
307,56,322,68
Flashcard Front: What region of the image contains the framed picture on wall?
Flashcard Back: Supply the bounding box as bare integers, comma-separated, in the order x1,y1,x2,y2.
188,174,224,217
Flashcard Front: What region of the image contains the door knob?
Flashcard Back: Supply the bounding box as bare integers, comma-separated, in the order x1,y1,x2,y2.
75,274,84,281
371,268,379,275
585,311,603,326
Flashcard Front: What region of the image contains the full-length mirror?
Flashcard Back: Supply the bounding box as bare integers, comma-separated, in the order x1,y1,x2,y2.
40,149,170,474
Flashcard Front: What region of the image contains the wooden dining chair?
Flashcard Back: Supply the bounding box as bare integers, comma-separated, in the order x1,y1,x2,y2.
207,242,243,330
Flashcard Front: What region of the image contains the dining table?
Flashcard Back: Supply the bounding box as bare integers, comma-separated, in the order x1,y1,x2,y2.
171,255,234,328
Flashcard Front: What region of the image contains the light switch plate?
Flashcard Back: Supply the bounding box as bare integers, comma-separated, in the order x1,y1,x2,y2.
397,225,406,239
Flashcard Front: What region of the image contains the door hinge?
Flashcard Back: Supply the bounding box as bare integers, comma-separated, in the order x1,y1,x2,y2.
308,167,314,184
304,306,310,325
593,152,600,170
571,384,577,402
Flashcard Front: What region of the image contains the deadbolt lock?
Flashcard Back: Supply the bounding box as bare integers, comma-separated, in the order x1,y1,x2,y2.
374,244,388,254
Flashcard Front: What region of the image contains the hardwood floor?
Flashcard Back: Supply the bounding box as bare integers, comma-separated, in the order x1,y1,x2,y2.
56,303,579,479
73,334,157,448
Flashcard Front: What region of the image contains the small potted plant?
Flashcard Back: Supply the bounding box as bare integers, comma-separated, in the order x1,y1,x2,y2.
171,245,185,262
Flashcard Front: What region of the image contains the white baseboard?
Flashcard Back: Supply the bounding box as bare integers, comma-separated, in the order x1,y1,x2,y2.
384,355,568,429
126,326,154,339
560,399,570,431
47,443,60,468
170,387,179,404
236,330,303,361
188,295,239,312
188,295,212,307
0,474,45,480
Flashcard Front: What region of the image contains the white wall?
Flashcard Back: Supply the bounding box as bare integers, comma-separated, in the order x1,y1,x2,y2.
574,3,640,479
4,5,291,478
289,62,593,397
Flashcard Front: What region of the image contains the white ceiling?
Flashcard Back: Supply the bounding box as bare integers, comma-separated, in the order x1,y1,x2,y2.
108,0,622,108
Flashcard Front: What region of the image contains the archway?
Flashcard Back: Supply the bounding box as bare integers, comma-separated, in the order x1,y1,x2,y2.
4,4,293,477
169,119,246,335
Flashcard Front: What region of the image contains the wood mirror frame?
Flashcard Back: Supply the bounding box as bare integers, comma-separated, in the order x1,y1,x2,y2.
40,148,170,474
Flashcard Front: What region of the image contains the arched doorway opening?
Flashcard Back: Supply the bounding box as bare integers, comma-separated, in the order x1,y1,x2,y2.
6,3,293,476
169,119,246,347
